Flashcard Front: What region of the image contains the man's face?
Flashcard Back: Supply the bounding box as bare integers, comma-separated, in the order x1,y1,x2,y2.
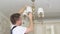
17,17,22,26
19,17,22,25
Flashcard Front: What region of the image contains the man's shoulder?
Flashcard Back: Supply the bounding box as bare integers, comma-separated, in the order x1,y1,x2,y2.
14,26,26,30
17,26,26,29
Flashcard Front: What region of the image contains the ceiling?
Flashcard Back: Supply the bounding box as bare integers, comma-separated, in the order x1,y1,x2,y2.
0,0,60,20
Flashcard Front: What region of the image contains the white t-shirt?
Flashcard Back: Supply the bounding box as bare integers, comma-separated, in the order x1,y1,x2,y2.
11,25,27,34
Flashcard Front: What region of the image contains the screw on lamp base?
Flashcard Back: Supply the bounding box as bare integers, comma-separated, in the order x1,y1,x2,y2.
31,0,35,2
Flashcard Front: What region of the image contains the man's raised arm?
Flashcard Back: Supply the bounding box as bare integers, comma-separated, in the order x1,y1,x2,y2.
25,13,34,33
18,6,26,14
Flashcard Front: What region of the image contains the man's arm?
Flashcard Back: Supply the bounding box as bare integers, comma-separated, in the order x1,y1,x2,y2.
25,13,34,33
18,6,26,14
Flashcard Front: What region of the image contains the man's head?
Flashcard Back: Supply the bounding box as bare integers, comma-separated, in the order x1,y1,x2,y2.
10,13,22,26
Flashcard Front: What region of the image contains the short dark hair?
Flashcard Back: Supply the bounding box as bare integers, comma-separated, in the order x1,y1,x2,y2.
10,13,21,25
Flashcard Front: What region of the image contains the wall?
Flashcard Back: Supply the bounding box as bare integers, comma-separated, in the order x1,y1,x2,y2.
0,12,10,34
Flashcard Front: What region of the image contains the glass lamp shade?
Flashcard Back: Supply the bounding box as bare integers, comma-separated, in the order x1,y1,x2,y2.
22,6,32,16
26,6,32,13
37,8,44,17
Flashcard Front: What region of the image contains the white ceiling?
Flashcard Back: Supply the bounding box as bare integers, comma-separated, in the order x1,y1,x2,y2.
0,0,60,20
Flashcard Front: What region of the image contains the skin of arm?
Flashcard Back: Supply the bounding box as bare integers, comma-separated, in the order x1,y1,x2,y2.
18,6,26,14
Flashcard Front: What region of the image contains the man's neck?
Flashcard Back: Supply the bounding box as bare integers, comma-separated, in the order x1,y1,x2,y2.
15,24,20,26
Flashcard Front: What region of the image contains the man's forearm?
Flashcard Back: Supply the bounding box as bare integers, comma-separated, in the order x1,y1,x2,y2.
25,18,34,33
29,17,34,31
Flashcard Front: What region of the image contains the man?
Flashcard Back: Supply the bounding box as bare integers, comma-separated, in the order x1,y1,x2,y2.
10,5,33,34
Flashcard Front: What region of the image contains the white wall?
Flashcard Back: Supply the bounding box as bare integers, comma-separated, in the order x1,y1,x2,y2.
0,12,10,34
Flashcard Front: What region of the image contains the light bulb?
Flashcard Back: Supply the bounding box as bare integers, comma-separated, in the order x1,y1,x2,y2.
26,6,32,13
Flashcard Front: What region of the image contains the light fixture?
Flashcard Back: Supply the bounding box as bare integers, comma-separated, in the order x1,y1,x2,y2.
22,0,44,23
22,6,32,17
